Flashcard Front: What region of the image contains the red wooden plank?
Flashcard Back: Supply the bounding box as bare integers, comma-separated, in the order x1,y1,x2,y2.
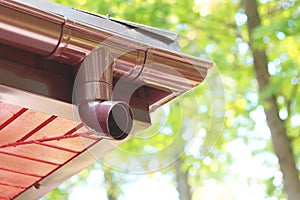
34,141,79,154
0,108,27,131
16,115,57,142
0,184,24,199
27,117,80,140
1,143,76,165
0,102,22,124
0,167,42,178
0,150,59,166
0,110,51,146
0,152,58,176
0,182,25,189
0,170,38,188
64,123,84,135
44,136,97,152
0,132,98,148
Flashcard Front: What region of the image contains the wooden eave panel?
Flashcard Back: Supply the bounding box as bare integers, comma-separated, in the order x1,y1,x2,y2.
0,102,101,199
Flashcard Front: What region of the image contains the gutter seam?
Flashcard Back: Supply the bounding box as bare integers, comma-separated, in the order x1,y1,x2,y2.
45,16,67,59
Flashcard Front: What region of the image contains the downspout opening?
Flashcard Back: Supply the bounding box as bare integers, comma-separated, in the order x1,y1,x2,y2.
78,100,133,140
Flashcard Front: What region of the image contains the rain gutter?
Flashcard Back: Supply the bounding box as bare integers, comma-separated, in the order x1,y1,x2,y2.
0,0,212,94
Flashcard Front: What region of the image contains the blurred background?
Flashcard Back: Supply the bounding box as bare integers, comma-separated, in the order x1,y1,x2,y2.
43,0,300,199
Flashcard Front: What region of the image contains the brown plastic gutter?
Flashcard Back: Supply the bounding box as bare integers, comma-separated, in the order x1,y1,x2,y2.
0,0,212,94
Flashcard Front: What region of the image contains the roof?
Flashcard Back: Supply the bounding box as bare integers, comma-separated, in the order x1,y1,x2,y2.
0,0,213,199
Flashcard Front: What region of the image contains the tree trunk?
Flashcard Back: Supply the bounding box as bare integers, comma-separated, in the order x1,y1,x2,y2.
242,0,300,199
102,166,121,200
174,154,192,200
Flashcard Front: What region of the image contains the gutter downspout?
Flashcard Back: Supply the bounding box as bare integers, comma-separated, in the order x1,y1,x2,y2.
74,48,133,140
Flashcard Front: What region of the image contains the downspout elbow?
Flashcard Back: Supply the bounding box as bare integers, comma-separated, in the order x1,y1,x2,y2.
74,48,133,140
